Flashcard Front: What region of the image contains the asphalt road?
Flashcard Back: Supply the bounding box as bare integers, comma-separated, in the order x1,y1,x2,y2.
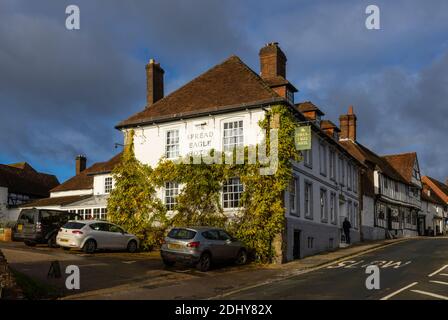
224,238,448,300
0,241,210,297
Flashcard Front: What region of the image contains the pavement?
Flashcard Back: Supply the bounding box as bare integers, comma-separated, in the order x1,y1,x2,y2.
1,237,446,300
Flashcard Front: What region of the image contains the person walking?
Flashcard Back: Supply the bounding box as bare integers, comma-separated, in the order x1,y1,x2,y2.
343,217,352,244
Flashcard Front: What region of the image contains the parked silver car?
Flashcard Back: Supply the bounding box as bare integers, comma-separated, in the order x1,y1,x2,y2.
160,227,248,272
56,220,139,253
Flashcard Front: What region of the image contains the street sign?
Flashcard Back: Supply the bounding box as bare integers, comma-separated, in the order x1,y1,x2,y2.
295,126,312,151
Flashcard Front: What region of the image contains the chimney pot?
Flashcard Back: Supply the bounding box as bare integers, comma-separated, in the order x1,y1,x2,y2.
76,155,87,175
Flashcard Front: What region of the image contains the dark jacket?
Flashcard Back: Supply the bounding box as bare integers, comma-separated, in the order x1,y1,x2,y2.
343,220,352,231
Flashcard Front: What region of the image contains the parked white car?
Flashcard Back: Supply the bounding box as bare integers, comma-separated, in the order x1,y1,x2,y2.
56,220,139,253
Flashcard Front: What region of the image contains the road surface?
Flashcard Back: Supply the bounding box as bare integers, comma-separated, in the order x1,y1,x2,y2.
223,238,448,300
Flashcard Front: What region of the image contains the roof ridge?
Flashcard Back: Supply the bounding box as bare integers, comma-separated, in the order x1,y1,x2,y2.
228,55,281,99
382,151,417,158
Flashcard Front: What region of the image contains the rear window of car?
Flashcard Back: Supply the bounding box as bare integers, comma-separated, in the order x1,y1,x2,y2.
62,222,85,230
168,228,196,240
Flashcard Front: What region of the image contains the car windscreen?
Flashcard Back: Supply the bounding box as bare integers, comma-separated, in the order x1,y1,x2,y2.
168,228,196,240
62,222,86,229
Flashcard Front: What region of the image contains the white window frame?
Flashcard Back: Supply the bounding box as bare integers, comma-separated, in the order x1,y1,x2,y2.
289,177,299,216
304,180,313,219
320,188,328,222
319,142,327,176
165,129,180,159
304,149,313,168
330,192,337,224
222,177,243,209
222,120,244,152
329,149,336,181
104,177,113,194
164,181,179,211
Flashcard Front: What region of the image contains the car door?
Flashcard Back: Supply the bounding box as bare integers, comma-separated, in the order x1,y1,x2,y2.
202,230,227,260
108,224,128,249
89,223,111,249
217,230,239,259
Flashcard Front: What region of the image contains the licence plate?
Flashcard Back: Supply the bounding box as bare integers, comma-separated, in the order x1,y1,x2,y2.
59,238,68,242
17,224,23,232
168,243,183,250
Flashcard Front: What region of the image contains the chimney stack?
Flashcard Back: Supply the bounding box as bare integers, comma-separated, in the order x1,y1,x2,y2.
339,105,357,141
259,42,287,79
76,155,87,175
146,58,164,107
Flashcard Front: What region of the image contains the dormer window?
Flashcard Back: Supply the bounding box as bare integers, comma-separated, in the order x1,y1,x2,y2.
286,90,294,104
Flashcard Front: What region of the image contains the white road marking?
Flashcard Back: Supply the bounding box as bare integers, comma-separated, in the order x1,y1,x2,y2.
430,280,448,286
428,265,448,277
439,273,448,277
410,290,448,300
122,261,136,264
380,282,418,300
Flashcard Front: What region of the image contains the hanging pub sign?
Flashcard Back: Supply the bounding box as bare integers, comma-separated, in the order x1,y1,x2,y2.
295,125,312,151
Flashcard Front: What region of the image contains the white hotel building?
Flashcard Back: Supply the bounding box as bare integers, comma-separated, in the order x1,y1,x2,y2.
116,43,364,261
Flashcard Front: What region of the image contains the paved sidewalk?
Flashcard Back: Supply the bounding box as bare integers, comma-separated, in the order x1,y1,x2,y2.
63,237,410,300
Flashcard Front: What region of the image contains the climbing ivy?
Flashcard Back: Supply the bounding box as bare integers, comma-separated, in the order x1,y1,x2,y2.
108,105,301,262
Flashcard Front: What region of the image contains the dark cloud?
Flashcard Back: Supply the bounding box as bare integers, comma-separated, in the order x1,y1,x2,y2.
0,0,447,182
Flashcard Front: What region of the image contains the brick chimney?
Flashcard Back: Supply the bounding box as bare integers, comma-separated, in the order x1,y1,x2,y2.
76,155,86,175
259,42,287,79
146,58,164,107
339,105,357,141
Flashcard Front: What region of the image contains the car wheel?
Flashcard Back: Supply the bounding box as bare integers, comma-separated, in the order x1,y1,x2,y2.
47,234,57,248
83,239,96,254
62,247,70,251
127,240,138,253
235,249,248,265
24,240,36,247
162,258,175,267
196,252,211,272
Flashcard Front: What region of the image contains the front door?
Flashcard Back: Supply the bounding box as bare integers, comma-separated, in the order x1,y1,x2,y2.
387,209,392,230
293,229,300,259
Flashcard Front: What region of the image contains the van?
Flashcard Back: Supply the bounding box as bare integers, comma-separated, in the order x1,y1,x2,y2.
13,208,79,247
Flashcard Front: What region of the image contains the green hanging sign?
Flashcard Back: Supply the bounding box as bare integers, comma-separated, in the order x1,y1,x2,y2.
295,125,312,151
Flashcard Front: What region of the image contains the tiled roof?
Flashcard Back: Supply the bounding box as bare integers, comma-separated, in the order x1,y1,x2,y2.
421,185,445,206
422,176,448,203
51,152,122,193
117,55,284,128
20,194,92,208
0,163,59,197
382,152,417,184
339,141,407,184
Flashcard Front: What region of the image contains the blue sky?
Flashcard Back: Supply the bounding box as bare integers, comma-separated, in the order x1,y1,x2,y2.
0,0,447,183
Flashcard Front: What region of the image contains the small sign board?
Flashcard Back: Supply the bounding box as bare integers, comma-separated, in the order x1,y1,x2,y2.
295,126,312,151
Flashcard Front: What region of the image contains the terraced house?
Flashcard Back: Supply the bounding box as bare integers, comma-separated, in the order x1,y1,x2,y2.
339,109,423,240
116,42,364,261
421,176,448,235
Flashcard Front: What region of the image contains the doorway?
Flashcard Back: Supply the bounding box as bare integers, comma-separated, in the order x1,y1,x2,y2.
293,229,301,259
387,208,392,230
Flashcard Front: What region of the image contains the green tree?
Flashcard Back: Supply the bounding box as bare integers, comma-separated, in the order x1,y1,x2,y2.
107,130,167,250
